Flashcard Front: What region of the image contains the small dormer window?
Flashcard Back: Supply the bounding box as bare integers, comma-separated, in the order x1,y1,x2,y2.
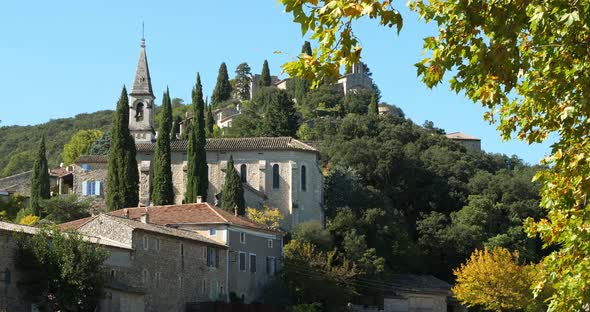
135,102,144,121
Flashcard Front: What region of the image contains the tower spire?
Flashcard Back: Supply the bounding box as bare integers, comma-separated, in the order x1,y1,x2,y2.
130,25,153,97
141,22,145,48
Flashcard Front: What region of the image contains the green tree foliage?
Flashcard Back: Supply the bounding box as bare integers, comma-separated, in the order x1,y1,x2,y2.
282,240,360,311
15,225,108,311
185,74,208,203
367,92,378,116
227,87,298,138
406,1,590,307
30,136,50,215
205,103,215,138
220,156,245,215
292,221,334,251
279,0,402,86
343,88,373,115
62,129,102,165
301,84,344,118
87,131,111,155
151,88,175,205
317,113,543,280
0,151,35,177
286,42,314,106
0,194,26,221
211,62,233,107
106,86,139,210
39,195,91,224
233,62,252,100
259,60,272,87
0,110,113,177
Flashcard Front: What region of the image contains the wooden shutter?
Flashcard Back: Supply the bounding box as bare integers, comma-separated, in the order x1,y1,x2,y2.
82,181,88,195
95,181,101,195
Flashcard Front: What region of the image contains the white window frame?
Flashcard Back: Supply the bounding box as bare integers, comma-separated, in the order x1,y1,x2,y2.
209,228,217,236
249,253,257,273
240,232,246,244
238,252,247,272
143,236,149,250
268,239,273,249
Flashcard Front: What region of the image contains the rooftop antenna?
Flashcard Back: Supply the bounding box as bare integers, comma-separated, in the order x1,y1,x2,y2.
141,22,145,47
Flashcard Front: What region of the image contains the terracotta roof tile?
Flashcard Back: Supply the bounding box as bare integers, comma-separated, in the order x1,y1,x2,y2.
136,137,318,153
109,203,283,235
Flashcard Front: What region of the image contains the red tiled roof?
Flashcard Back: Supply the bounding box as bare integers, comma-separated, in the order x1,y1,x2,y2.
60,215,97,230
109,203,282,235
49,167,72,177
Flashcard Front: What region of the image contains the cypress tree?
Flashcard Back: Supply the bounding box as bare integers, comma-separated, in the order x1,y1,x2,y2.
29,135,50,215
368,92,379,116
259,60,272,87
221,155,245,215
234,62,252,100
302,41,312,56
107,86,139,210
185,74,209,203
211,62,232,106
205,103,215,137
258,88,298,137
151,88,175,205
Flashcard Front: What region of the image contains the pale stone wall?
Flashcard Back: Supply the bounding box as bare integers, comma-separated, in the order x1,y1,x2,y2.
129,95,155,143
80,217,228,312
73,162,108,211
73,149,324,231
452,139,481,152
0,230,30,311
383,293,447,312
337,73,373,95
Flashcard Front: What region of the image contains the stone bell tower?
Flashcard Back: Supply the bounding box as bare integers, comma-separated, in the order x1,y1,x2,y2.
129,36,155,143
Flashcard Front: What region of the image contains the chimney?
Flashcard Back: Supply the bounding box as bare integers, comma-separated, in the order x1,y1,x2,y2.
196,196,202,204
140,212,149,224
123,209,129,219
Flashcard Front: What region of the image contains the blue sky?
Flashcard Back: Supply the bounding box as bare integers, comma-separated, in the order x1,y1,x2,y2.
0,1,552,164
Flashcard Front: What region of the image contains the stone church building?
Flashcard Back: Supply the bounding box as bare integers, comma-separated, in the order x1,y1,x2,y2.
73,38,324,230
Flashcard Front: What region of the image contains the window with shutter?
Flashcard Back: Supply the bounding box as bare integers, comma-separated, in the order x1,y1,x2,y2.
239,252,246,271
82,181,88,195
250,254,257,273
95,181,101,195
272,164,280,189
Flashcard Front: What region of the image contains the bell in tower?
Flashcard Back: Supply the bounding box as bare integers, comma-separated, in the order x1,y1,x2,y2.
128,36,155,143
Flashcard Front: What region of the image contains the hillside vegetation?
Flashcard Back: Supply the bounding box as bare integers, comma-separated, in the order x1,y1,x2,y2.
0,110,113,177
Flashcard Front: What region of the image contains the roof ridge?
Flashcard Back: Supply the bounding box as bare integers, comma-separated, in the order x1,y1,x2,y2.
206,203,230,223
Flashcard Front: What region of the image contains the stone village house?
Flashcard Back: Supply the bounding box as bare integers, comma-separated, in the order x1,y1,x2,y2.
107,201,285,304
73,37,324,231
60,213,228,312
1,216,227,312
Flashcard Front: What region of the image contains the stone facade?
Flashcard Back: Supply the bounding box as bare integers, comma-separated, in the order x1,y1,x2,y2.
75,138,324,231
73,215,229,312
179,223,283,303
0,223,34,312
445,132,482,152
337,63,373,95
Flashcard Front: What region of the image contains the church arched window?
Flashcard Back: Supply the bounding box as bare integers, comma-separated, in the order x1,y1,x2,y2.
272,164,280,189
240,164,247,183
135,102,144,121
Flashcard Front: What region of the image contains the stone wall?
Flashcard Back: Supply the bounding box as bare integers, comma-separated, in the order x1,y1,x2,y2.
79,216,228,312
0,229,29,311
74,149,324,231
73,162,108,210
